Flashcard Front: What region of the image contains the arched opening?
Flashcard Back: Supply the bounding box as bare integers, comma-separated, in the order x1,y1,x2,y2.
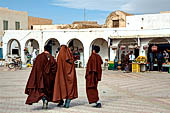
25,39,39,64
118,39,138,59
147,38,169,71
7,39,21,57
67,38,84,67
90,38,108,61
45,38,60,57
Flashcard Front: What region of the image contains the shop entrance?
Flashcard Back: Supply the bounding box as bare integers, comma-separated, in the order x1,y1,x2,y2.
25,39,39,64
7,39,21,57
67,39,84,67
45,38,60,57
147,38,169,71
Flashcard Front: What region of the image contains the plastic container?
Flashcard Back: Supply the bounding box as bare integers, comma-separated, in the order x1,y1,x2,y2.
108,63,114,70
132,63,140,72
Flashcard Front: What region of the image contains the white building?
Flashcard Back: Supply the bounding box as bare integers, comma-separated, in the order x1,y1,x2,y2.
126,12,170,30
3,29,109,67
2,11,170,67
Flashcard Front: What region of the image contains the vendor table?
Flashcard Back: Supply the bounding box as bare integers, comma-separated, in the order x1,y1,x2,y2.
162,64,170,73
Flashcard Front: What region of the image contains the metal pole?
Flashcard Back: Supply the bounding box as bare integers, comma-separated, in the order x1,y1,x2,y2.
84,8,86,21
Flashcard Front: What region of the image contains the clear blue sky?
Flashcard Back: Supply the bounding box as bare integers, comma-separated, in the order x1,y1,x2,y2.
0,0,110,24
0,0,170,25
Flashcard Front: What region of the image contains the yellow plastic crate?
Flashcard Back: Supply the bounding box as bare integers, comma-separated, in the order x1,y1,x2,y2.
132,63,140,72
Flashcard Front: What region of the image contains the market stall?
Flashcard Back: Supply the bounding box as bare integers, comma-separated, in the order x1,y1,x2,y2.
132,56,147,72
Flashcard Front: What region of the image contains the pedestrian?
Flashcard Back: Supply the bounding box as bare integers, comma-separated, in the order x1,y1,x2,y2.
129,51,135,72
85,45,103,108
31,49,37,65
25,45,57,109
163,50,169,63
121,51,125,71
53,45,78,108
124,51,130,72
114,56,118,70
157,51,163,71
149,52,154,71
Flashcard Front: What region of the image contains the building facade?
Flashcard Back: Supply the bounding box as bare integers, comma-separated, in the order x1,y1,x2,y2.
28,16,52,30
0,7,28,58
2,10,170,68
0,7,52,59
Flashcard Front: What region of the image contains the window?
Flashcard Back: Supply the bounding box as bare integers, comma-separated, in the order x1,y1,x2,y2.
112,20,119,28
15,21,20,30
3,20,8,30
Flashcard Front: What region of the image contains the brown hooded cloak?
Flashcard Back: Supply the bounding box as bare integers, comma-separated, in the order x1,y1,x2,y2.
53,45,78,102
85,52,103,104
25,52,57,105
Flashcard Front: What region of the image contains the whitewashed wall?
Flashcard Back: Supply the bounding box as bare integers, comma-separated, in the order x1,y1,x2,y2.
3,29,109,66
2,28,170,66
126,13,170,30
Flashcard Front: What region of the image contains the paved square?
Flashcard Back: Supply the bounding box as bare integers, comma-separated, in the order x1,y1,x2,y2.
0,67,170,113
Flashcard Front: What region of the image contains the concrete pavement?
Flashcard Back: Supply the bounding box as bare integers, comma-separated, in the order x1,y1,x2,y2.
0,67,170,113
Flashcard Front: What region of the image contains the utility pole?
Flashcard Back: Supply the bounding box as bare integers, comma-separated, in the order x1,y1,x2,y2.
84,8,86,21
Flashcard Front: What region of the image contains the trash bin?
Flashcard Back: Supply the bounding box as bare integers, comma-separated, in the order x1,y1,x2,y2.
140,64,146,72
108,63,114,70
132,63,140,72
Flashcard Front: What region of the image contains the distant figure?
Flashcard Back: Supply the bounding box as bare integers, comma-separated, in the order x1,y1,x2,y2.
129,51,135,72
85,45,103,108
163,50,169,63
124,52,130,72
25,45,57,109
31,49,37,65
149,52,154,71
121,51,125,71
53,45,78,108
114,56,118,70
157,51,163,71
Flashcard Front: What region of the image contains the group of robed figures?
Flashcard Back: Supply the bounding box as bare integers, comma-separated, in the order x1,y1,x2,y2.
25,44,103,109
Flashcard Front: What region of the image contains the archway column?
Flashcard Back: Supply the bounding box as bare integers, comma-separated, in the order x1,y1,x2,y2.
83,44,90,67
109,38,120,61
139,38,152,56
3,41,7,60
20,42,25,64
40,31,44,53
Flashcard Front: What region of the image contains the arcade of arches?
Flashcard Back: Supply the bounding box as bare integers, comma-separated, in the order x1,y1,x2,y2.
6,38,109,67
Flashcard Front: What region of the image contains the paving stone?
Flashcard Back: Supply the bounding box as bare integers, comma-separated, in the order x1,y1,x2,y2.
0,68,170,113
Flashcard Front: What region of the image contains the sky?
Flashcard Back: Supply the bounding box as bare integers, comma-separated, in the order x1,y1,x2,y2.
0,0,170,25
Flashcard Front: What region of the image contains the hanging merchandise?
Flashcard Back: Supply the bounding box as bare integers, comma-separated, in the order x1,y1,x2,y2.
110,46,117,50
128,45,135,49
143,45,148,50
120,45,126,50
135,45,140,49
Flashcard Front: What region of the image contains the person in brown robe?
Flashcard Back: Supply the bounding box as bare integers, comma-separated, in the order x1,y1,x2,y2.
124,51,130,72
121,51,125,71
53,45,78,108
85,45,103,108
25,45,57,109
